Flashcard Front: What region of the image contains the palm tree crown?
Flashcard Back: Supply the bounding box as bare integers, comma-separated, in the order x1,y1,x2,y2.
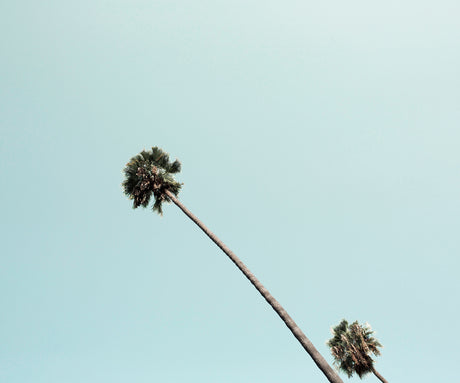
122,147,182,214
327,320,383,379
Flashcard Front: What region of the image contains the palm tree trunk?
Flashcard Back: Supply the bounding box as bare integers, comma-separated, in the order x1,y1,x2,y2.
166,191,343,383
372,367,388,383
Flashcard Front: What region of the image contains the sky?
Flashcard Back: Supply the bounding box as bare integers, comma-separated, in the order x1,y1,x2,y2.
1,1,459,382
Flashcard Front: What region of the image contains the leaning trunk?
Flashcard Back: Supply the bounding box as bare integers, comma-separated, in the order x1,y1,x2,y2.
166,191,343,383
371,367,388,383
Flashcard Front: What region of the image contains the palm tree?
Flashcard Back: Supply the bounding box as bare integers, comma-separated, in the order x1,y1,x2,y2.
327,320,387,383
122,147,343,383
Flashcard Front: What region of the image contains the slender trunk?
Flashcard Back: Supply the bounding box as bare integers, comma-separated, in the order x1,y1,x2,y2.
372,367,388,383
166,191,343,383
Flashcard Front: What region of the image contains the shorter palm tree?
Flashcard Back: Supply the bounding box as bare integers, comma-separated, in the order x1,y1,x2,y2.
327,320,388,383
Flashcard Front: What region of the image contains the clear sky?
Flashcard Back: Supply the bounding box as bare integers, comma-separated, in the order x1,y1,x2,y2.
1,1,459,382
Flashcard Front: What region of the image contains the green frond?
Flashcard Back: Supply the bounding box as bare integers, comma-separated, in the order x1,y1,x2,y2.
167,159,181,174
152,198,163,215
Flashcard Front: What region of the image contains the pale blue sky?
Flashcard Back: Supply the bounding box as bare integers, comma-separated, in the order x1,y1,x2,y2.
1,1,459,382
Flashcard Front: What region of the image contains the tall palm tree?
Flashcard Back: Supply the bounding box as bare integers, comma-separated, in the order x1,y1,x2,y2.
122,147,343,383
327,320,388,383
